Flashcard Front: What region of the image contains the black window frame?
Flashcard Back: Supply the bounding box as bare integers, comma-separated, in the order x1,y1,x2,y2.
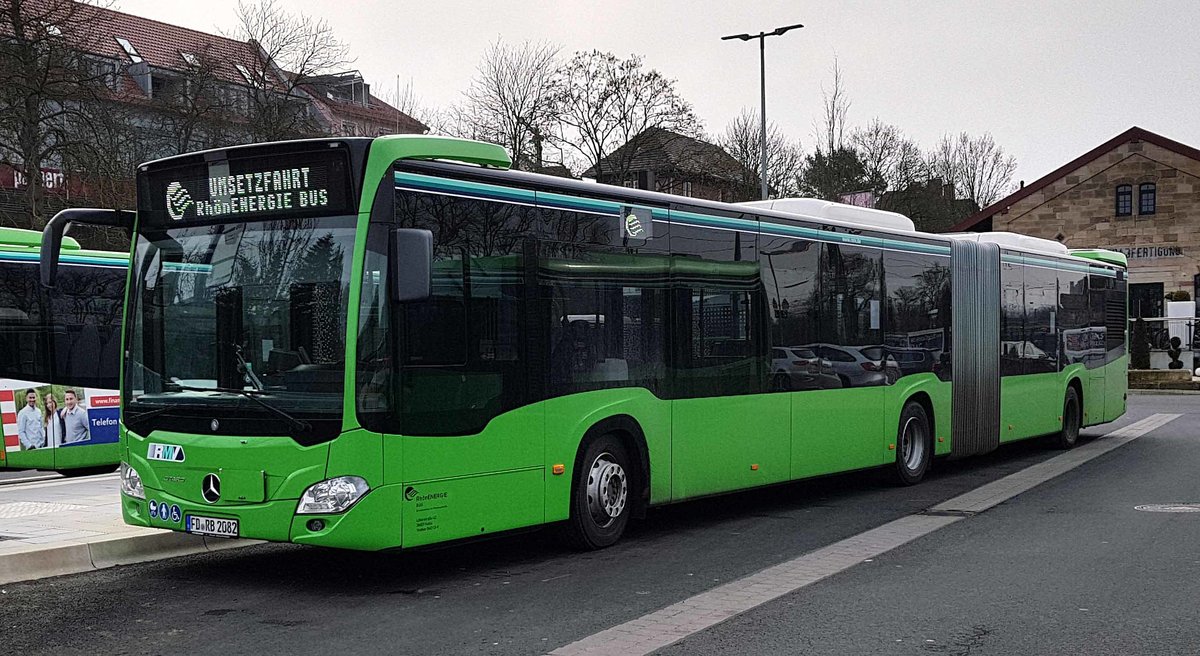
1115,184,1132,217
1138,183,1156,216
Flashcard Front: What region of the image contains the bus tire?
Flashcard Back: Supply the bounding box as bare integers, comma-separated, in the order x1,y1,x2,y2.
893,400,931,486
563,433,632,550
1052,386,1082,450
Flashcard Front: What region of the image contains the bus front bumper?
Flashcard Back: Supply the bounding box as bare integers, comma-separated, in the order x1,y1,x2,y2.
122,484,405,551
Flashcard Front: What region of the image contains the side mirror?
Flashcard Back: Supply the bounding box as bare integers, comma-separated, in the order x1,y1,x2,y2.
389,228,433,303
41,208,134,288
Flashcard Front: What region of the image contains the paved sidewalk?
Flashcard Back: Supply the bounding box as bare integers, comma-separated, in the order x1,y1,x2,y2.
0,475,254,585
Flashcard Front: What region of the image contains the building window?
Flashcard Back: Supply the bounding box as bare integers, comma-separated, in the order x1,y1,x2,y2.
1115,184,1132,217
115,37,143,64
1139,183,1156,215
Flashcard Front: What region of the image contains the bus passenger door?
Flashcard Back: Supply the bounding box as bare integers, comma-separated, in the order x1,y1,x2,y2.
670,285,791,499
381,204,545,547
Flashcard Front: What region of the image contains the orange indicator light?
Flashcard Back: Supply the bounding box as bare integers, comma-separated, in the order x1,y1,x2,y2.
552,464,565,475
888,443,896,450
750,464,759,471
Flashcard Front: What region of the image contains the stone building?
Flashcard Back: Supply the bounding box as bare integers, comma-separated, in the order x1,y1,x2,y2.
950,126,1200,319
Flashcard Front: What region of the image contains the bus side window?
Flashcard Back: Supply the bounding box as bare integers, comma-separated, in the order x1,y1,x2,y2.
356,223,393,426
48,265,125,389
0,261,49,381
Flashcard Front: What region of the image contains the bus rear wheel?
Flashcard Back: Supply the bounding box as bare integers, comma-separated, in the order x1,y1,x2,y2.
564,434,631,550
893,401,931,486
1052,386,1082,450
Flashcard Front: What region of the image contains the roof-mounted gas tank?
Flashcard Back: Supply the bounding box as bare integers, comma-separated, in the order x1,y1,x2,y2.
739,198,915,232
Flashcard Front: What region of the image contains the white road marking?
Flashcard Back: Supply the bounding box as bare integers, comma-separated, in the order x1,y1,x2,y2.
549,413,1180,656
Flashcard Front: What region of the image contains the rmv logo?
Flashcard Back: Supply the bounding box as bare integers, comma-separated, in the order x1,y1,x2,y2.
147,443,186,462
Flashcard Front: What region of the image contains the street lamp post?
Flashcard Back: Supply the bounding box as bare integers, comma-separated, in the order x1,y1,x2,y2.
722,23,803,201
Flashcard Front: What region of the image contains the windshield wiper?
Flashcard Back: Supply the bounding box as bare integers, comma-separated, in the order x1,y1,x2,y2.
125,404,178,423
168,383,311,433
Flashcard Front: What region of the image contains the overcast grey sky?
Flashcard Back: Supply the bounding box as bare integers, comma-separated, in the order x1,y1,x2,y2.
117,0,1200,188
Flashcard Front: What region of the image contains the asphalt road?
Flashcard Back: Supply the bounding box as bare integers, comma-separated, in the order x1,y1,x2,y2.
2,394,1194,656
0,469,61,484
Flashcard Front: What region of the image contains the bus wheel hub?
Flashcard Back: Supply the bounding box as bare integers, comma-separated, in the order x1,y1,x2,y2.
586,453,627,526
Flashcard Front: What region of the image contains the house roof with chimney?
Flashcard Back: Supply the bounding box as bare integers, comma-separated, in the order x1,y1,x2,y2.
583,128,742,182
949,126,1200,232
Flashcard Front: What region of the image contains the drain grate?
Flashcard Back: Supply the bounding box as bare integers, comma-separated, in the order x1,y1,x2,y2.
1134,504,1200,513
0,501,87,519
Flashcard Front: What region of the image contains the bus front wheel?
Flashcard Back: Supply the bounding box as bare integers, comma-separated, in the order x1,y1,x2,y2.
1052,386,1082,450
893,401,932,486
564,434,632,550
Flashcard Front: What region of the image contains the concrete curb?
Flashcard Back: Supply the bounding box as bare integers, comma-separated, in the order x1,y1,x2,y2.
1128,388,1200,396
0,532,260,586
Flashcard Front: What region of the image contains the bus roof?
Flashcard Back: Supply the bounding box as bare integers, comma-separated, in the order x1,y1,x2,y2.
0,226,81,250
0,226,127,266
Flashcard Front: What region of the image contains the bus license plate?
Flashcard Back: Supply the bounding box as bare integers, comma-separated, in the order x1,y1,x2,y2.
186,515,239,538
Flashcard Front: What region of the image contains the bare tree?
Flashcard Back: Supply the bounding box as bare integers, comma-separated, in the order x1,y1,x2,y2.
553,50,700,180
0,0,112,228
813,58,850,156
927,132,1018,207
454,39,560,171
850,119,928,193
718,108,803,198
231,0,354,140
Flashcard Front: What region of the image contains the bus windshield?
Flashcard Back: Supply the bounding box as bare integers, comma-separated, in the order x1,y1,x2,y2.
123,216,355,440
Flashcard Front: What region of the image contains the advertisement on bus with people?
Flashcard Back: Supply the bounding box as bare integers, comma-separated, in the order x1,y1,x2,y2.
0,381,120,470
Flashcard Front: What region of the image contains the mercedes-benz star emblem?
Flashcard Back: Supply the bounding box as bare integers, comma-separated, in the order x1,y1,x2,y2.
201,473,221,503
211,419,220,431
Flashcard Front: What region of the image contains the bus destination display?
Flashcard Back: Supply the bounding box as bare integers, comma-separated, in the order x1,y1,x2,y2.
140,149,353,225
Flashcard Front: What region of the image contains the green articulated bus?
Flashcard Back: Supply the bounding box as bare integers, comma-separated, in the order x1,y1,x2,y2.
40,135,1128,550
1,227,126,475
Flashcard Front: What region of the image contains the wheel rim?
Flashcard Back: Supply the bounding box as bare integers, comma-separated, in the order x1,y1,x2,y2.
900,416,927,472
586,452,628,529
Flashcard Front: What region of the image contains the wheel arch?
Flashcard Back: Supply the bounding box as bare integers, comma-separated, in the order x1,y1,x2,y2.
573,415,651,519
904,390,936,431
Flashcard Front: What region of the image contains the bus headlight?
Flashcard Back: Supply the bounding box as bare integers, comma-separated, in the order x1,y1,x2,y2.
119,462,145,499
296,476,369,514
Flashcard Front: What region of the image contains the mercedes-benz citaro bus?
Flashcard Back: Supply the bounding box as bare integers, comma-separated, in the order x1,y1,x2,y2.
39,135,1129,551
2,227,125,475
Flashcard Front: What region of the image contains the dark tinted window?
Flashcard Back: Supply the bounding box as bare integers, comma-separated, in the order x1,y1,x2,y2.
1023,266,1059,374
395,191,530,435
883,251,952,381
355,223,392,429
817,244,884,387
0,261,48,381
1000,260,1024,376
48,265,125,389
1058,269,1096,368
672,216,764,397
543,244,667,396
761,235,822,355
